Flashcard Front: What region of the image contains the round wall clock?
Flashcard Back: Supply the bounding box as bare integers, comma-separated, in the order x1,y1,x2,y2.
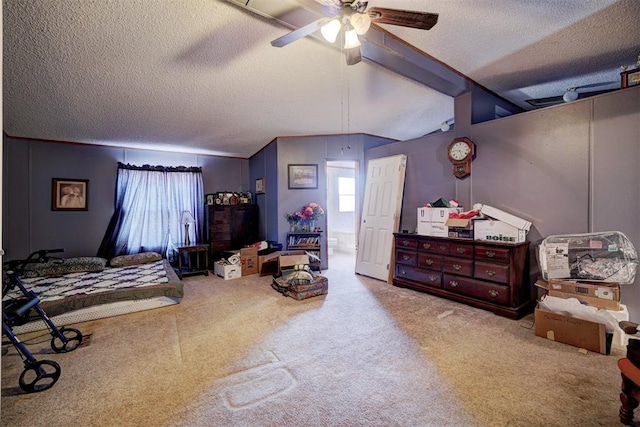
447,137,476,179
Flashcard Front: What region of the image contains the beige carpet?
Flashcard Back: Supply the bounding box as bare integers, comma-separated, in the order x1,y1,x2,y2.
1,253,629,426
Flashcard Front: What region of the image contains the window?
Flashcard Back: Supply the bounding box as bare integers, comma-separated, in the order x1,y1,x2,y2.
338,177,355,212
98,163,204,260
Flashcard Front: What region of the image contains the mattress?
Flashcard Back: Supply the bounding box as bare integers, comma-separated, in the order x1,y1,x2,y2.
4,259,184,333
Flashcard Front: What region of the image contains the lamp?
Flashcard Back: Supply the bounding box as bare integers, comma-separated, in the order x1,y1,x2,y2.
181,210,195,246
344,25,361,49
350,12,371,35
321,18,341,43
563,88,579,102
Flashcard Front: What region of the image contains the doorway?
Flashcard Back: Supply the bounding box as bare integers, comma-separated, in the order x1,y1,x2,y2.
326,160,358,270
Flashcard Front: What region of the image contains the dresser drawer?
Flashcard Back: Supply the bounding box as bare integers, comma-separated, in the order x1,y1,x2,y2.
210,240,232,251
418,238,440,253
443,256,473,277
396,249,417,266
474,261,510,284
443,274,509,305
474,245,512,263
418,253,443,270
396,265,442,288
448,241,474,258
395,236,418,249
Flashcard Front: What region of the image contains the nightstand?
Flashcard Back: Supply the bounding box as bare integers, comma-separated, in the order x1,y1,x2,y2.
176,244,209,278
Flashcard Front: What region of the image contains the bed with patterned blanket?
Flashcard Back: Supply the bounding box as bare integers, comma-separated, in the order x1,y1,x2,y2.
4,254,184,334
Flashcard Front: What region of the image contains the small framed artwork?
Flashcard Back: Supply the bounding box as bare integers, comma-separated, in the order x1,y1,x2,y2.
255,177,265,194
206,194,215,205
288,164,318,189
52,178,89,211
621,68,640,88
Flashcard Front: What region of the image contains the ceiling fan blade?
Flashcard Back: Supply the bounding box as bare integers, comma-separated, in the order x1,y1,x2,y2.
345,45,362,66
368,7,438,30
270,18,325,48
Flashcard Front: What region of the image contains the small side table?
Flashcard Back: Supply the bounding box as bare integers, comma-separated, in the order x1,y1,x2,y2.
176,244,209,278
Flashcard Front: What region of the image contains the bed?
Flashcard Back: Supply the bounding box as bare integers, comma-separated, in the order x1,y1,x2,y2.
4,254,184,334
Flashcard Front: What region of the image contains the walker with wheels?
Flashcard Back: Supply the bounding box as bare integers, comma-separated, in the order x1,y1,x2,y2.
2,249,83,393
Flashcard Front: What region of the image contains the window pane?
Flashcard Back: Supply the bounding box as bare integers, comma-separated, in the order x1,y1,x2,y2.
338,177,355,194
339,195,355,212
338,177,355,212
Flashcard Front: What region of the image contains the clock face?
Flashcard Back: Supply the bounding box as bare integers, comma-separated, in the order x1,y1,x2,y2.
449,141,471,161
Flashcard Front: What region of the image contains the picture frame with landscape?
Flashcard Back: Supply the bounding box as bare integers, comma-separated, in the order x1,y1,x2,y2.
288,164,318,189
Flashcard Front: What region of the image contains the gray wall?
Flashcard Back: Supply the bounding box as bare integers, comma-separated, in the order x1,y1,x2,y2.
3,137,249,259
367,85,640,321
249,133,395,269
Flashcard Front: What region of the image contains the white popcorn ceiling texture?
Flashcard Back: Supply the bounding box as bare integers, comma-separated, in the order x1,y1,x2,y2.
3,0,639,157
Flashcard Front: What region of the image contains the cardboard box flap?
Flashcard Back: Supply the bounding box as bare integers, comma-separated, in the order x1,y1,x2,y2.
480,205,531,232
279,254,310,269
445,218,472,227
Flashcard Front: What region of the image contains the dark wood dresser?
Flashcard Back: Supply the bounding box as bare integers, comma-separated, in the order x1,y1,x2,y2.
207,204,259,259
392,233,531,319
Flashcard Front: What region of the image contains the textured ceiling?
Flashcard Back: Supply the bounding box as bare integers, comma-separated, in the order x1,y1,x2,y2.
3,0,640,157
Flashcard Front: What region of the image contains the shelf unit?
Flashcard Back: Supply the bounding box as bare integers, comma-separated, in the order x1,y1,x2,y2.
286,232,323,271
206,204,258,260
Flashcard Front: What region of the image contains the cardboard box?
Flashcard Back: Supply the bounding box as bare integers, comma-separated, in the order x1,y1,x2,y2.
445,217,474,239
480,205,532,232
534,307,612,354
258,250,307,276
214,261,241,280
417,222,449,238
240,247,258,276
417,207,462,237
278,253,310,275
547,279,621,311
473,219,526,243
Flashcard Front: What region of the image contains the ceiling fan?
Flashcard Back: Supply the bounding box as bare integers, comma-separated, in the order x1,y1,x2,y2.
270,0,439,66
525,81,619,108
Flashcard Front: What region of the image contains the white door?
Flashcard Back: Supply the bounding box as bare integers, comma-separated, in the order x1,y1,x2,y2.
355,154,407,281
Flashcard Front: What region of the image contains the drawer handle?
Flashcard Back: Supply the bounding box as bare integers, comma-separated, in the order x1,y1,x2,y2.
402,240,410,246
453,264,461,271
439,245,447,251
403,255,411,260
450,280,458,288
423,243,431,249
425,259,434,266
486,269,496,276
456,248,465,254
488,290,499,298
485,250,496,258
429,275,438,282
400,270,407,275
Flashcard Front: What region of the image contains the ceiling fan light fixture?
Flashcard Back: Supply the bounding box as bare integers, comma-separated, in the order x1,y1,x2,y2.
320,18,341,43
344,26,361,49
563,88,579,102
350,12,371,35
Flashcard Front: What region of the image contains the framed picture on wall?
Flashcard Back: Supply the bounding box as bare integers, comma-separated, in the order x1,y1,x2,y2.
288,164,318,189
621,67,640,88
255,177,265,194
52,178,89,211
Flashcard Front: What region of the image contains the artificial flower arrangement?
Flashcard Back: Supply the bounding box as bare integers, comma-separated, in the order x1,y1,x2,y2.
285,202,324,231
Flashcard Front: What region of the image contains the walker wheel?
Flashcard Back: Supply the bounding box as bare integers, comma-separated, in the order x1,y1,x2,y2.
19,360,61,393
51,327,83,353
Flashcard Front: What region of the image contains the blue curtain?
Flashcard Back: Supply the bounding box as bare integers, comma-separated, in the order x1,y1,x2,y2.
98,163,204,259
